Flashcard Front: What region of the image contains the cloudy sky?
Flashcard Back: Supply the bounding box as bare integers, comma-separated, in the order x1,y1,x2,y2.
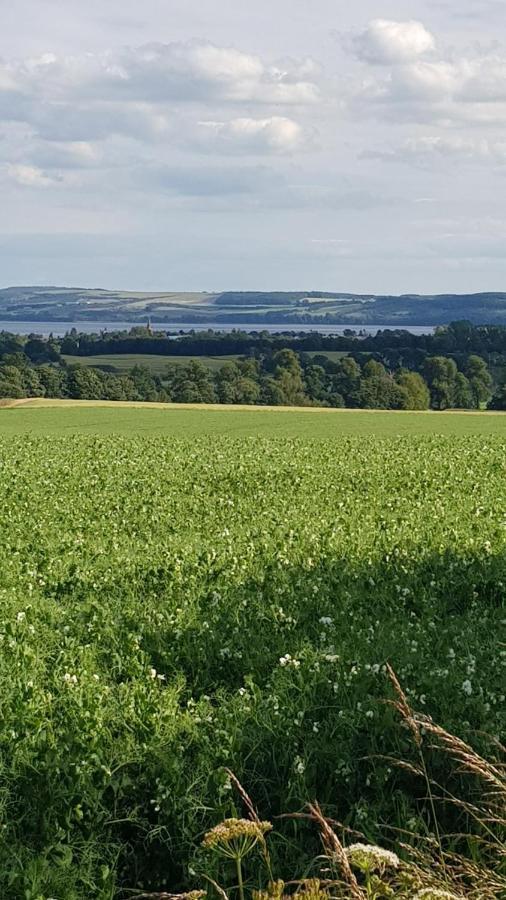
2,0,506,292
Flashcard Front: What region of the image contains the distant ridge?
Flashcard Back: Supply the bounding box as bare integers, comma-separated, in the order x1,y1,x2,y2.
3,285,506,325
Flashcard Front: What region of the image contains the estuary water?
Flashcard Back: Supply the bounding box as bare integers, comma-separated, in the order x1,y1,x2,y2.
0,320,436,337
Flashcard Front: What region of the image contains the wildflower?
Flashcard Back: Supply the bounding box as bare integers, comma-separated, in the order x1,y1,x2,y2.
462,679,473,696
16,612,25,623
202,818,272,858
319,616,333,626
279,654,300,668
413,890,460,899
345,843,399,874
149,668,157,679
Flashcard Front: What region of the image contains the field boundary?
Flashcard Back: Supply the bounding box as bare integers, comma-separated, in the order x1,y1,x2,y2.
2,397,506,417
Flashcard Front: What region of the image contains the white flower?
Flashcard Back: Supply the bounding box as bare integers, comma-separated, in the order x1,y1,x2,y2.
149,668,157,679
279,654,300,668
16,612,26,623
294,755,305,775
319,616,333,626
345,843,399,873
413,890,460,899
462,679,473,696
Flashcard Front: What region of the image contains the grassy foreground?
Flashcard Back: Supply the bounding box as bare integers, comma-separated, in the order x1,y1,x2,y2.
0,404,505,898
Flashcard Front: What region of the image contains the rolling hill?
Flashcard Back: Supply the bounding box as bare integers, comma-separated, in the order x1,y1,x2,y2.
3,286,506,325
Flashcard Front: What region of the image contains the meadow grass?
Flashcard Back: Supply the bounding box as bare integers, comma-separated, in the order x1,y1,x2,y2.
2,399,506,437
62,354,239,374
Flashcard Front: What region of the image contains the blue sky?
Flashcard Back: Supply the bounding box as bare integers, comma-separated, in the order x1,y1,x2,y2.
2,0,506,293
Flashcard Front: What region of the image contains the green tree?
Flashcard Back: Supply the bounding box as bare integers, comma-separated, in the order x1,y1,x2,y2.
260,376,286,406
352,373,406,409
67,366,106,400
21,367,43,398
215,362,243,404
304,365,328,404
103,374,137,401
423,357,458,409
489,385,506,410
464,355,493,408
235,377,260,405
167,361,216,404
0,365,26,398
37,365,68,398
130,366,160,402
395,371,430,410
331,358,361,403
273,349,307,405
453,372,474,409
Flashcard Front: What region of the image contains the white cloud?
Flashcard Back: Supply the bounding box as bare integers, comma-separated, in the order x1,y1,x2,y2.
196,116,308,153
5,164,62,187
1,41,320,109
352,32,506,127
353,19,436,65
0,39,320,179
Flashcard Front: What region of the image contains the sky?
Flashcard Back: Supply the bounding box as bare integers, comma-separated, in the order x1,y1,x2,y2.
2,0,506,293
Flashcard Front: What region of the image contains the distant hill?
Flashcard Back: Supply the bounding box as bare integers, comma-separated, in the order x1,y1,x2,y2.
3,286,506,325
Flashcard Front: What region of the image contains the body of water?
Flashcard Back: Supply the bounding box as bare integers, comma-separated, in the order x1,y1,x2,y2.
0,320,436,337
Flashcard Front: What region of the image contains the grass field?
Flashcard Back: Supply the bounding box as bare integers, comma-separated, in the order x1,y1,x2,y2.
2,398,506,437
306,350,350,361
62,353,239,373
1,401,505,898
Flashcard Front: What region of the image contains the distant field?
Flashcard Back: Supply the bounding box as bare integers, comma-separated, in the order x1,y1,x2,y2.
62,353,239,373
306,350,350,362
2,399,506,437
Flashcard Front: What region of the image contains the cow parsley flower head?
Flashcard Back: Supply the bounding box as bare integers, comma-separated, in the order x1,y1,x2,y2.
413,890,460,899
202,818,272,859
345,843,399,873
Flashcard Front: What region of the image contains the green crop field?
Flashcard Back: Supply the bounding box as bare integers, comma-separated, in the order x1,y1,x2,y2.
62,354,239,374
0,403,505,898
3,400,506,437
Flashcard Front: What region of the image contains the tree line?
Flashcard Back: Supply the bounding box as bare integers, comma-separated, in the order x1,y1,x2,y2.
54,320,506,360
0,333,498,409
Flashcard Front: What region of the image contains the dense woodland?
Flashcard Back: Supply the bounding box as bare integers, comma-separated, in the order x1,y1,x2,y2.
1,321,505,410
